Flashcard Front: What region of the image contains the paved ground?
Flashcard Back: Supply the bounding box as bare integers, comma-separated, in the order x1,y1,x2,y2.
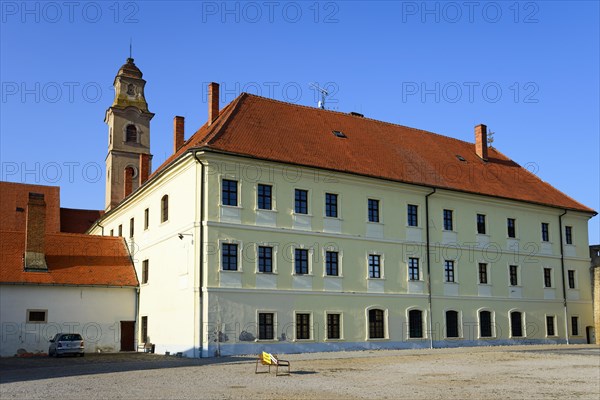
1,344,599,399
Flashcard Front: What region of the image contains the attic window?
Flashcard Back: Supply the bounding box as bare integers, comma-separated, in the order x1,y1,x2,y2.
16,207,24,212
456,155,466,162
332,130,347,138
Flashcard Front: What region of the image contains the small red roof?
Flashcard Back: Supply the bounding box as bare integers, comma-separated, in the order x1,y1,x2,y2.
150,94,593,213
0,231,138,287
60,208,104,234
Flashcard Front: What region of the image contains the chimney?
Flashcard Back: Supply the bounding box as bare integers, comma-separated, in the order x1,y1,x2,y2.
208,82,220,126
475,124,488,161
25,193,47,270
173,116,185,153
139,154,150,185
124,167,134,197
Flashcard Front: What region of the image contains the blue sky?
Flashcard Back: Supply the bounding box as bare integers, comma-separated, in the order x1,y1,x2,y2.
1,1,598,243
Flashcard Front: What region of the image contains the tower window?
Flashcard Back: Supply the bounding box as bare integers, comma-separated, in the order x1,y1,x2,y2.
126,125,138,143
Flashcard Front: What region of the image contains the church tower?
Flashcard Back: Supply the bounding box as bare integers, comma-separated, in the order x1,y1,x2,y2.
105,58,154,210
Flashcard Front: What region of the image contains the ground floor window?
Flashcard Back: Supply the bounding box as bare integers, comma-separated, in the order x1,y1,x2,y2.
409,309,423,338
546,315,556,336
510,311,523,337
26,309,47,323
141,316,148,343
446,310,459,338
479,310,493,338
258,313,274,340
571,316,579,336
296,313,310,340
327,313,341,339
368,309,385,339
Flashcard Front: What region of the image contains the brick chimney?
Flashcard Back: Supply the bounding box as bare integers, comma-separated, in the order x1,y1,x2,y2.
25,193,47,270
173,116,185,153
475,124,488,161
139,154,150,186
124,167,134,197
208,82,220,126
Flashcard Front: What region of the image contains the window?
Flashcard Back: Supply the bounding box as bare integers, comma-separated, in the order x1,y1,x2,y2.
541,223,549,242
325,251,339,276
325,193,338,218
507,218,516,238
408,257,420,281
126,124,137,142
258,246,273,273
446,310,459,338
407,204,418,227
479,310,493,338
571,316,579,336
478,263,488,284
509,265,518,286
110,229,114,236
257,184,272,210
161,195,169,222
144,208,149,230
294,189,308,214
568,270,576,289
368,309,385,339
222,243,238,271
129,217,134,238
444,260,455,282
296,313,310,340
443,209,453,231
327,313,341,339
142,259,149,284
409,310,423,338
543,268,552,288
368,254,381,278
118,224,123,237
258,313,274,340
510,311,523,337
222,179,238,206
141,316,148,343
477,214,486,234
368,199,379,222
295,248,309,275
27,310,47,323
546,316,555,336
565,226,573,245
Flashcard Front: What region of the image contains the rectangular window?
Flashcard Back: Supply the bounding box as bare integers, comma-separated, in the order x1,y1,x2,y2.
296,313,310,340
258,246,273,273
479,311,492,338
222,243,238,271
294,189,308,214
568,270,576,289
129,217,134,238
409,310,423,338
141,316,148,343
144,208,149,230
509,265,519,286
444,260,455,282
325,193,338,218
407,204,418,227
477,214,486,234
571,316,579,336
295,248,309,275
546,316,555,336
408,257,420,281
507,218,516,238
325,251,339,276
368,254,381,278
565,226,573,245
327,313,341,339
443,209,453,231
258,313,274,340
478,263,488,284
257,184,272,210
142,259,149,284
161,195,169,222
541,223,549,242
26,310,47,323
543,268,552,288
118,224,123,237
369,309,385,339
368,199,379,222
222,179,238,206
110,229,114,236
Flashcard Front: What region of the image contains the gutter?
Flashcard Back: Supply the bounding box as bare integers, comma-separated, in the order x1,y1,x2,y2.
193,152,207,357
558,209,569,344
425,188,436,349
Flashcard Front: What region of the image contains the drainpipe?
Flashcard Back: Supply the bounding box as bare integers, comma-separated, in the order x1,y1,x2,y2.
193,153,206,357
558,210,569,344
425,188,436,349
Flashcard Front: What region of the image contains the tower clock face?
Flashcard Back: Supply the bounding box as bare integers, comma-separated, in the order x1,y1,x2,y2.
127,84,135,96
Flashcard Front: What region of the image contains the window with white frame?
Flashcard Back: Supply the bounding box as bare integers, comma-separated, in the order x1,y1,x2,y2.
567,270,576,289
296,313,311,340
294,248,309,275
444,260,455,282
258,246,273,273
479,310,493,338
543,267,552,288
325,251,339,276
546,315,556,336
445,310,460,338
408,309,424,338
222,179,238,206
221,243,238,271
510,311,524,337
368,309,385,339
368,254,381,278
478,263,488,284
408,257,420,281
258,312,275,340
326,313,341,339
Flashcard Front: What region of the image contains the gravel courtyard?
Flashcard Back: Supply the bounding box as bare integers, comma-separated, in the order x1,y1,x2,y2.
1,344,598,399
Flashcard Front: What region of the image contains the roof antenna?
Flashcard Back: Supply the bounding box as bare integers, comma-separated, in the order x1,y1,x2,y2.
129,38,133,60
309,83,329,110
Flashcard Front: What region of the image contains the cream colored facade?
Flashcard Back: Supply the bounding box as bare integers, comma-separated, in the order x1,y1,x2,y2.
91,152,595,356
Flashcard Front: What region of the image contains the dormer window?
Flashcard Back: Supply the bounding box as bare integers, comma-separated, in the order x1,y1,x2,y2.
126,125,137,143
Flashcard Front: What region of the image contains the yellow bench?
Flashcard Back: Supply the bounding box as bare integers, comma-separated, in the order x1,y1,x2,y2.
255,351,290,376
